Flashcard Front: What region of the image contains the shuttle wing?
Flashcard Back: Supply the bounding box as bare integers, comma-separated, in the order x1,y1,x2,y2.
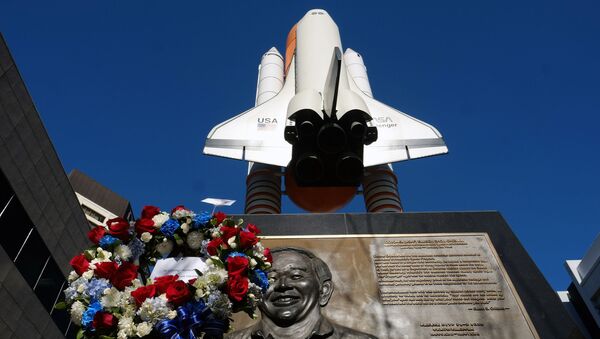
203,64,296,167
361,95,448,167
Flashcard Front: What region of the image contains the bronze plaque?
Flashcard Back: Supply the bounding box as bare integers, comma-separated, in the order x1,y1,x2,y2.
230,234,539,339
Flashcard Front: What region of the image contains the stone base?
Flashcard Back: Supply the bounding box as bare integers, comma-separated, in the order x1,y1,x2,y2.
238,212,583,339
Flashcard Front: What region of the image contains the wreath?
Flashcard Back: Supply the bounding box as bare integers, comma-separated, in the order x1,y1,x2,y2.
57,205,272,339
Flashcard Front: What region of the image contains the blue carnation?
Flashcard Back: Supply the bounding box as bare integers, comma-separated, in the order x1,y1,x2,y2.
192,211,212,229
81,299,102,329
251,269,269,292
86,278,111,300
160,218,180,237
99,235,119,249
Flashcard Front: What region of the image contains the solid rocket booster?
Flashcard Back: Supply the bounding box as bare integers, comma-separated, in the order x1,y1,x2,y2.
344,48,403,213
245,48,285,214
255,47,284,105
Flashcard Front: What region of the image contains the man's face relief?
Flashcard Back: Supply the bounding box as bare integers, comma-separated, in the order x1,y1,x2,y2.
260,251,321,326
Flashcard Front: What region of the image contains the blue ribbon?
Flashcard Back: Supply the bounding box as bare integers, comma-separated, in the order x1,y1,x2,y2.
155,301,229,339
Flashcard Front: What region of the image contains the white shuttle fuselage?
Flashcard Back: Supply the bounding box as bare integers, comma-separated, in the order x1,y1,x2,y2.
204,9,447,190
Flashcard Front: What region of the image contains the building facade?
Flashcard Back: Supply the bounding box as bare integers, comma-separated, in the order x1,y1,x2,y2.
559,234,600,339
68,169,134,228
0,34,90,338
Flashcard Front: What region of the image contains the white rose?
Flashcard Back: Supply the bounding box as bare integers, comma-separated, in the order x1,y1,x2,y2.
82,270,94,280
68,271,79,282
152,213,170,228
227,236,237,249
156,240,174,257
250,258,257,268
141,232,153,243
96,248,112,260
181,223,190,234
186,231,203,250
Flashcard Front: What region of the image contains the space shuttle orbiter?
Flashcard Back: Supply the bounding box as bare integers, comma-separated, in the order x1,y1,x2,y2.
204,9,447,191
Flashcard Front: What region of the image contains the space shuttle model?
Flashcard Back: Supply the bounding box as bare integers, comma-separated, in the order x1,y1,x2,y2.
204,9,447,213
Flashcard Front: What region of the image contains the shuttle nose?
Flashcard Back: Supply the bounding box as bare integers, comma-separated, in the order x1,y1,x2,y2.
305,9,330,17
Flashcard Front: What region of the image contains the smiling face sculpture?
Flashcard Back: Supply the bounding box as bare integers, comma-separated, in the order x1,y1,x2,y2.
260,248,333,327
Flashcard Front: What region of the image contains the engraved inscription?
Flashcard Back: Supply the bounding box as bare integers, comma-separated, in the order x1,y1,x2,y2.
370,235,538,338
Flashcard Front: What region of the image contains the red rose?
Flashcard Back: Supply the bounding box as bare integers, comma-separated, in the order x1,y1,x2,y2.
135,218,156,235
171,205,187,215
263,248,272,263
227,256,249,277
93,311,117,330
239,231,258,249
106,217,130,241
110,262,138,290
94,261,118,279
131,285,157,306
154,275,179,294
166,280,192,306
206,238,224,256
220,225,239,241
246,223,261,235
70,254,90,275
214,211,227,223
227,275,249,302
142,205,161,219
88,226,106,244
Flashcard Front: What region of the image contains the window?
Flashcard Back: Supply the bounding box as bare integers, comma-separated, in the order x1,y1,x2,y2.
81,204,105,223
14,228,50,287
0,197,34,259
35,257,65,312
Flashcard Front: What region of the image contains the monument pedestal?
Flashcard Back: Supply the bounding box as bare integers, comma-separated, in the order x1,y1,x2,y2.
236,212,583,339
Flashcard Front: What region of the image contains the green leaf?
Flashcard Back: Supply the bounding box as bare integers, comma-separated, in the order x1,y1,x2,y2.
99,335,116,339
76,329,84,339
53,301,67,310
194,269,204,277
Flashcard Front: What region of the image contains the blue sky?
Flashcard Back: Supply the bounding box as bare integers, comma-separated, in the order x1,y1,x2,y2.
1,1,598,290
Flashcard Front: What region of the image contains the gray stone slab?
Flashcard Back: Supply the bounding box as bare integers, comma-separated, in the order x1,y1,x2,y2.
11,315,41,339
0,72,25,128
0,97,14,140
0,246,13,283
0,287,22,332
0,36,13,76
0,316,12,339
41,319,66,339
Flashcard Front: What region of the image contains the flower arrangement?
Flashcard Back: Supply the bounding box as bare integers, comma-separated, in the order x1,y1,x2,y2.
57,206,272,339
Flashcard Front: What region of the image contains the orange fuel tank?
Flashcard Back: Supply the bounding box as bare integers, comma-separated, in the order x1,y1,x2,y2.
285,169,356,213
282,24,356,212
284,24,297,76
